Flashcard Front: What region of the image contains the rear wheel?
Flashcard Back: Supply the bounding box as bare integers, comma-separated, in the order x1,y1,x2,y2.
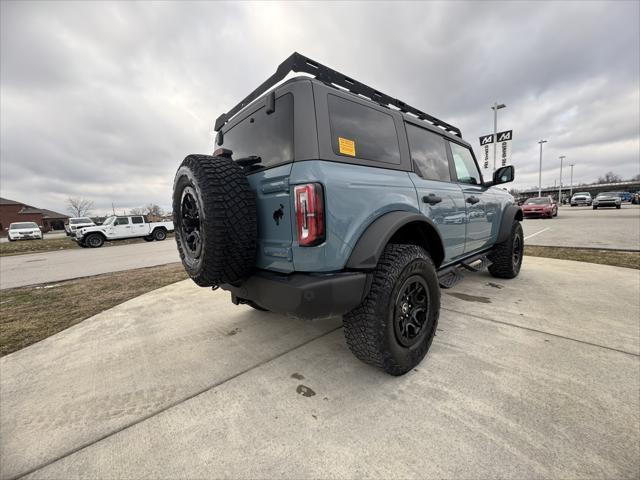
85,233,104,248
153,228,167,241
343,244,440,376
488,221,523,279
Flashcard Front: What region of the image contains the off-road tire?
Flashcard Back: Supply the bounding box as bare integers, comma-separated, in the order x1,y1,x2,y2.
153,228,167,241
343,244,440,376
85,233,104,248
488,221,523,279
143,235,154,242
173,154,257,287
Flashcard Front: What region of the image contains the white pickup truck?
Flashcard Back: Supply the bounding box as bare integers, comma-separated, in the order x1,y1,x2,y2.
74,215,174,248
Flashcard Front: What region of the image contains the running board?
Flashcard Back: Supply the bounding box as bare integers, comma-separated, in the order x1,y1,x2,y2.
438,252,492,289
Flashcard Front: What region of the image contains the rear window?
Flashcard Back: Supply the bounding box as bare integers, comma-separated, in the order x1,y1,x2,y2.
328,94,400,164
406,124,450,181
222,93,294,169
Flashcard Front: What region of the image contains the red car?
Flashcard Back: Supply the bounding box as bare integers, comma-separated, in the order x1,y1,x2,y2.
522,196,558,218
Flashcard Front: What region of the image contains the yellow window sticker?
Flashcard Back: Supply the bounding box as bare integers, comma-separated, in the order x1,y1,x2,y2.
338,137,356,156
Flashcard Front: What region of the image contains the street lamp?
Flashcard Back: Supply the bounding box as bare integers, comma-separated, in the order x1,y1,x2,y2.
558,155,565,204
491,102,507,171
538,140,547,197
569,163,575,199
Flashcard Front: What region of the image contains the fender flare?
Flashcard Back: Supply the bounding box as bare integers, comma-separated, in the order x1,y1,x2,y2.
496,205,523,244
346,211,445,270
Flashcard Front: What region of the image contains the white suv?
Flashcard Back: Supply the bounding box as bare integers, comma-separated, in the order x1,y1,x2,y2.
65,217,96,236
570,192,592,206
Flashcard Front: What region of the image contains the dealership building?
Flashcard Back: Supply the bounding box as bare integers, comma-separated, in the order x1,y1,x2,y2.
0,197,68,235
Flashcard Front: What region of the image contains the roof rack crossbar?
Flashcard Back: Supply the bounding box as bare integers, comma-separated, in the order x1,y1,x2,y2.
214,52,462,138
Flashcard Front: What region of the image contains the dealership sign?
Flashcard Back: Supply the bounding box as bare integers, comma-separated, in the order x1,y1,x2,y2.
479,130,513,172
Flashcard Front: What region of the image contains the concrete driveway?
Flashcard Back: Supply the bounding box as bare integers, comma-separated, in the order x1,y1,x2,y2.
522,204,640,250
1,257,638,479
0,240,180,289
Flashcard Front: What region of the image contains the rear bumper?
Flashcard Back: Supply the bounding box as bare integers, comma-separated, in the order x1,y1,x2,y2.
220,270,369,319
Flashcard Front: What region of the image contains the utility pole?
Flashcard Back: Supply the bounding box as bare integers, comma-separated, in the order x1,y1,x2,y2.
569,164,575,199
112,202,116,216
538,140,547,197
558,155,565,204
491,102,506,171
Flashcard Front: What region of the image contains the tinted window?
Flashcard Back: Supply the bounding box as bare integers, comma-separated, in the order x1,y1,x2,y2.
328,94,400,164
131,216,144,224
115,217,129,225
222,93,294,169
406,124,450,181
450,142,482,185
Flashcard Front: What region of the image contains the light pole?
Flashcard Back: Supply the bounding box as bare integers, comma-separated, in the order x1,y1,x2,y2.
569,163,575,199
492,102,506,171
558,155,565,204
538,140,547,197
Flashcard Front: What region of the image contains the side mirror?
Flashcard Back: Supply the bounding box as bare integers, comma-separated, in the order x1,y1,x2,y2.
493,165,514,185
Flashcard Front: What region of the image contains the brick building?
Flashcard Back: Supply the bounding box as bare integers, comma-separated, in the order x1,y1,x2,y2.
0,198,69,235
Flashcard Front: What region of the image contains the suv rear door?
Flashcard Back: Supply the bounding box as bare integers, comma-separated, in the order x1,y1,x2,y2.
405,122,467,263
448,141,499,253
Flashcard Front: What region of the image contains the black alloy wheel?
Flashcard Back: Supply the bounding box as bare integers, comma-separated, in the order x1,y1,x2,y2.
179,186,203,262
394,276,431,348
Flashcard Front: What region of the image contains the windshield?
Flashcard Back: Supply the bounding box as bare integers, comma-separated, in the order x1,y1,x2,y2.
525,198,550,205
101,216,115,226
598,192,617,197
10,222,38,229
70,217,93,224
222,93,294,169
573,192,589,196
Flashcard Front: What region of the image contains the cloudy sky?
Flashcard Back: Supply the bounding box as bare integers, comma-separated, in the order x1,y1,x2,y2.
1,1,639,215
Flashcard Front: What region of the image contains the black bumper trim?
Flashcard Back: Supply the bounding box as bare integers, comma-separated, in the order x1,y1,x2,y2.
220,270,369,319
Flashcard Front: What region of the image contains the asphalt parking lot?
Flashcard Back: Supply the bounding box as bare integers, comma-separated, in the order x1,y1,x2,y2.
0,240,180,289
522,204,640,250
1,256,638,479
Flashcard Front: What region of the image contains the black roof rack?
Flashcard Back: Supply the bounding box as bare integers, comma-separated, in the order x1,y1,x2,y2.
214,52,462,137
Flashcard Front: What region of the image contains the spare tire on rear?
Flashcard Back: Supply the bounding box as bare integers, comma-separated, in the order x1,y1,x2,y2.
173,154,257,287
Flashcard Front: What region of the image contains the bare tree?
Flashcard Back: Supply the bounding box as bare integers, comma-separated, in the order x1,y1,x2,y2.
129,207,145,215
66,197,94,217
598,171,622,184
145,203,164,217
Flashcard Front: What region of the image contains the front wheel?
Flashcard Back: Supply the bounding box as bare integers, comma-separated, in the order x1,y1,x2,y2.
593,206,598,210
488,221,523,279
85,233,104,248
616,204,621,209
343,244,440,376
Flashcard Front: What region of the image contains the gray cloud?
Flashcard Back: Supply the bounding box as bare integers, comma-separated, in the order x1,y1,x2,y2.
1,0,638,214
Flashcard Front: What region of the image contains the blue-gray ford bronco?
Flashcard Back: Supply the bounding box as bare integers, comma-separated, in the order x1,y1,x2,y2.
173,53,523,376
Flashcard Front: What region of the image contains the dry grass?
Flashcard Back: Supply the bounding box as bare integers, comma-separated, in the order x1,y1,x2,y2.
524,245,640,270
0,263,187,356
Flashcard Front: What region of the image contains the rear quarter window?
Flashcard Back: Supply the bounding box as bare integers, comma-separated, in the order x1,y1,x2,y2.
222,93,294,169
328,94,400,164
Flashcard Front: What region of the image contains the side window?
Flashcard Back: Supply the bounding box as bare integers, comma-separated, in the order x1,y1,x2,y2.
449,142,482,185
328,94,400,164
406,124,451,182
115,217,129,225
131,216,144,224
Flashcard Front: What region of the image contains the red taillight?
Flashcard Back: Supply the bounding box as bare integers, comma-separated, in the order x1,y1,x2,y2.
294,183,325,246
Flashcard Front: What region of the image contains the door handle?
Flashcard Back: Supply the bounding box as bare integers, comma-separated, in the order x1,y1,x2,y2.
422,194,442,205
466,196,480,205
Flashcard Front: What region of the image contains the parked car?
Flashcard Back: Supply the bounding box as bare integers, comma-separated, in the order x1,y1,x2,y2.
521,196,557,218
171,53,523,376
7,222,43,241
570,192,592,206
74,215,174,248
593,192,622,209
616,191,633,203
64,217,96,236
